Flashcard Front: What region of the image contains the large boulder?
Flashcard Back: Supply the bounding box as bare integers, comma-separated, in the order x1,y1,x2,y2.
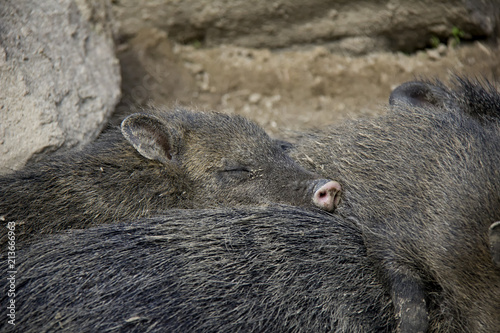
0,0,121,174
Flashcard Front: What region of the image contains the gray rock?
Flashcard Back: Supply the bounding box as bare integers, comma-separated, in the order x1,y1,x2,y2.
112,0,499,52
0,0,121,174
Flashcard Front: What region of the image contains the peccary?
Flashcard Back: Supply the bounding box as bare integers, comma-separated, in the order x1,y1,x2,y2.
0,206,396,333
0,108,341,245
287,77,500,332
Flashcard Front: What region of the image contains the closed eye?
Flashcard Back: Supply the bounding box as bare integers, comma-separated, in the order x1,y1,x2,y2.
223,167,251,174
219,166,252,181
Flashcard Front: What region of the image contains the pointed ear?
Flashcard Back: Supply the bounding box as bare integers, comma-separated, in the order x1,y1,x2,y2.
389,81,447,109
121,113,179,164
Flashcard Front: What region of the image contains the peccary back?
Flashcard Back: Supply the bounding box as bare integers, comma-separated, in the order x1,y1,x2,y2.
1,206,396,333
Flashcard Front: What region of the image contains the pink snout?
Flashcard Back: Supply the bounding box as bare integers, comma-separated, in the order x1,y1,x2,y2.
313,180,342,212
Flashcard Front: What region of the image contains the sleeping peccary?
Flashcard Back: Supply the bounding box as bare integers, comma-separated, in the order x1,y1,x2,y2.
0,108,341,246
287,77,500,332
1,205,396,333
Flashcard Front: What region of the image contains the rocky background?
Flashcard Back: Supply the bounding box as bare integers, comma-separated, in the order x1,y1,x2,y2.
1,0,500,173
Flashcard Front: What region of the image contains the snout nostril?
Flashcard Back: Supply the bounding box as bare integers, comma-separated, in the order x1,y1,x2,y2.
312,180,342,211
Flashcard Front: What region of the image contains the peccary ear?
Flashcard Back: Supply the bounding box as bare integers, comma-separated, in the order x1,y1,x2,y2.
489,221,500,267
389,81,447,108
121,113,178,164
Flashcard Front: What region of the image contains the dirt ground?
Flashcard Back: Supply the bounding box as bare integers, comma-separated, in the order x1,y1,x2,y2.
114,28,500,137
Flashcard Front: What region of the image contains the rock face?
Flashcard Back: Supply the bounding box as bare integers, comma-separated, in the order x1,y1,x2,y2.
0,0,121,174
113,0,499,52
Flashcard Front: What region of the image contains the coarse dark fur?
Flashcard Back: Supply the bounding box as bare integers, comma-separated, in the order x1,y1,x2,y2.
0,108,336,246
287,77,500,332
1,206,396,333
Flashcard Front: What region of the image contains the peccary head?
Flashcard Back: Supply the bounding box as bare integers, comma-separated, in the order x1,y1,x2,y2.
0,108,341,246
121,108,341,211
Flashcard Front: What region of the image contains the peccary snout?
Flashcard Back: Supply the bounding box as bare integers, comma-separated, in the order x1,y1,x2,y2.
312,180,342,211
